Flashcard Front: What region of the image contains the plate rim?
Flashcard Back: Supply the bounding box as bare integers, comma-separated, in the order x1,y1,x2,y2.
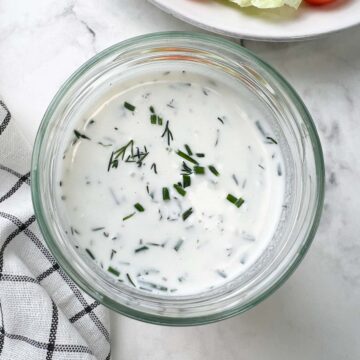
148,0,360,41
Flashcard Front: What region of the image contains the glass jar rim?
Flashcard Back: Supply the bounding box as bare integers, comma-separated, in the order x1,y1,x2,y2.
31,31,325,326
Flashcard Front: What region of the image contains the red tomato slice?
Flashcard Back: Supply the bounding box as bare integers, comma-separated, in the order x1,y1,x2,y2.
305,0,336,5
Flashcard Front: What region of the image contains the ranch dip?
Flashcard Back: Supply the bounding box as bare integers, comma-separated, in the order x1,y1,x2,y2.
58,67,285,295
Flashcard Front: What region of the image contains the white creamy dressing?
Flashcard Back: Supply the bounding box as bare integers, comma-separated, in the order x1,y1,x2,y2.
59,68,285,295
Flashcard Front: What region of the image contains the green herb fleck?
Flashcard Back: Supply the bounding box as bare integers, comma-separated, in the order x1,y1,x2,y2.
138,280,167,292
150,114,157,124
134,203,145,212
194,166,205,175
108,266,120,277
226,194,245,208
124,101,135,111
181,161,193,175
184,144,193,156
85,248,95,260
91,227,105,232
176,150,198,165
135,246,149,253
208,165,219,176
173,184,186,197
266,136,278,144
183,175,191,188
113,140,134,161
182,208,193,221
150,163,157,174
162,187,170,201
126,273,136,287
174,239,184,252
123,212,136,221
161,120,174,146
74,130,90,140
196,153,205,158
216,270,227,278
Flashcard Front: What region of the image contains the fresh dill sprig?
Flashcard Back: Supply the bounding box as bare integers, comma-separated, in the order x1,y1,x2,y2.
161,120,174,146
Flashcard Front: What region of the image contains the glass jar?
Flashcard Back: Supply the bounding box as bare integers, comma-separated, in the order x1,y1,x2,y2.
31,32,324,326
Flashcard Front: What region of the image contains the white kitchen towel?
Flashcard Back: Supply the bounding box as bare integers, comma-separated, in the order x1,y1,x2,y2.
0,100,111,360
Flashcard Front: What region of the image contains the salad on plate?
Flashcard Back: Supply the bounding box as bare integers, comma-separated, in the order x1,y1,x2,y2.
229,0,336,8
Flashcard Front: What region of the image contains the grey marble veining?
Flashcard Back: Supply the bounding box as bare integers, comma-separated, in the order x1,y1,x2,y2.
0,1,359,359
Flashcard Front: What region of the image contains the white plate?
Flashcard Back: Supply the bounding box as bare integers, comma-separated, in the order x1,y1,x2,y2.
148,0,360,41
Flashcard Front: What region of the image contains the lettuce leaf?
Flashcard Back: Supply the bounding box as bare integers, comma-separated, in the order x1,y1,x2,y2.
229,0,302,8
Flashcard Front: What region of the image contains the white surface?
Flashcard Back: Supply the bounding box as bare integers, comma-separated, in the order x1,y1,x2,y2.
149,0,360,41
0,1,360,359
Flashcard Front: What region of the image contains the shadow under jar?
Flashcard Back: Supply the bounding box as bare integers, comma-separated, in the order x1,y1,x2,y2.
31,32,324,326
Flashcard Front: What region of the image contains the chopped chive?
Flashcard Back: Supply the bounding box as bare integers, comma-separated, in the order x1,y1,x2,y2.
107,266,120,277
266,136,278,144
226,194,245,208
176,150,198,165
149,106,155,113
232,174,239,185
134,203,145,212
135,246,149,253
157,116,163,126
97,142,112,147
110,249,117,260
194,166,205,175
258,164,265,170
226,194,237,204
126,273,136,287
85,248,95,260
91,227,105,232
162,187,170,201
115,140,134,160
196,153,205,158
184,144,193,156
123,212,136,221
138,280,168,292
182,208,193,221
173,184,186,197
74,130,90,140
174,239,184,252
124,101,135,111
183,175,191,188
150,114,157,124
208,165,219,176
147,242,161,247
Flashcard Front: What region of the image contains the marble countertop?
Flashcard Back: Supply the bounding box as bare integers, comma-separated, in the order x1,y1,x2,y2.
1,1,359,359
